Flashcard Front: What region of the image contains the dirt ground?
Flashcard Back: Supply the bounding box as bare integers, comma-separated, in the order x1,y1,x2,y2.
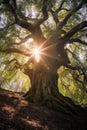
0,89,87,130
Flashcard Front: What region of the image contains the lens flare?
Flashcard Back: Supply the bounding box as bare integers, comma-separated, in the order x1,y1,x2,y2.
32,47,41,63
28,40,57,64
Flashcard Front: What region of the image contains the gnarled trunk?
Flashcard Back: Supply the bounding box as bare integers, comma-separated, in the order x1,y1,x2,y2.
24,63,58,101
24,62,80,114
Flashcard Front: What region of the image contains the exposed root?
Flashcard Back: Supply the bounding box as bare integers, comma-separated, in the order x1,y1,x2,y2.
41,94,85,115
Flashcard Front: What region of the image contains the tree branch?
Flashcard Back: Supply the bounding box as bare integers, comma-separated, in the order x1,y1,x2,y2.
8,58,24,69
5,0,17,20
0,47,31,56
62,21,87,41
58,2,83,29
12,34,32,45
16,19,34,33
9,58,33,78
61,8,69,11
8,3,34,33
72,72,87,93
49,9,59,24
69,38,87,45
0,1,17,31
55,0,65,14
1,0,34,33
66,48,87,81
49,0,65,24
35,0,48,26
0,22,16,31
12,0,17,9
3,0,10,4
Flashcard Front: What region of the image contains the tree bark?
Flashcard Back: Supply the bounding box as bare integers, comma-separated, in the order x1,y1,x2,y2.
24,59,81,114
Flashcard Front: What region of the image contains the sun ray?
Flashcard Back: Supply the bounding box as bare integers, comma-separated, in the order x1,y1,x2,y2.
24,39,58,64
30,47,41,63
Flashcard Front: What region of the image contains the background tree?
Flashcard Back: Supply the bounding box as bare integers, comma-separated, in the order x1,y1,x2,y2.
0,0,87,113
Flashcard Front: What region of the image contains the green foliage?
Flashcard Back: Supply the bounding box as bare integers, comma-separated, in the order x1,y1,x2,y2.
41,14,56,38
58,66,87,106
9,69,31,93
58,10,67,22
0,0,87,104
67,43,87,69
0,14,32,92
0,52,31,93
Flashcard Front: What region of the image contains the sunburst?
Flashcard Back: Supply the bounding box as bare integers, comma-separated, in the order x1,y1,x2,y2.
32,47,41,63
29,42,57,64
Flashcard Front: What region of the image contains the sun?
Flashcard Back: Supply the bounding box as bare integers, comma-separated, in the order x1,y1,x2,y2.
33,48,40,56
32,47,41,63
28,40,57,64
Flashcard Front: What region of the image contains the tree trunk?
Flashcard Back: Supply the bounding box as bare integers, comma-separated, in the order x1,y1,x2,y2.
24,62,80,114
24,63,57,102
23,33,84,114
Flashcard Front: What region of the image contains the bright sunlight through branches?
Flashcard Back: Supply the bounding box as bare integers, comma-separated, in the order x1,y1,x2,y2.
32,47,41,63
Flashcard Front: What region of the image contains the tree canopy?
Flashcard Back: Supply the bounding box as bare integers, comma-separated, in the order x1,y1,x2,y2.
0,0,87,110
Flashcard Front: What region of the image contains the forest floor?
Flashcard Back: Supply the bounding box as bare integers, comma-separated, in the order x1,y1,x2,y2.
0,89,87,130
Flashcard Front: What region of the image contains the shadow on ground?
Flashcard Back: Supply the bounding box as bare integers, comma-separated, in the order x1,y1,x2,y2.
0,89,87,130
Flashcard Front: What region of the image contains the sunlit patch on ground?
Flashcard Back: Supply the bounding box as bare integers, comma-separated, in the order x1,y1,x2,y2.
21,118,49,130
19,99,28,106
2,105,16,119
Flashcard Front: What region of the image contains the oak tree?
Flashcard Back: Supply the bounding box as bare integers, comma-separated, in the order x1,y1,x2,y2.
0,0,87,113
